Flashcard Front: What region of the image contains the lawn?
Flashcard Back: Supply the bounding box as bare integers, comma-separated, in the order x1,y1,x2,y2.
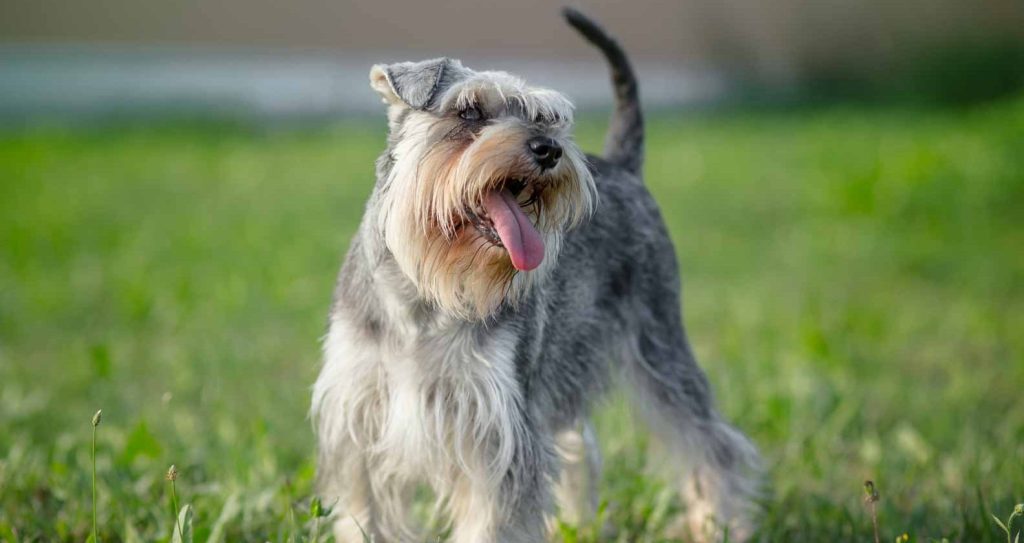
1,97,1023,542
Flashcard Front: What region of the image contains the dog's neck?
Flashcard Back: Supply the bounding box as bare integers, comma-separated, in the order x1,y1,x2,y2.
334,217,492,343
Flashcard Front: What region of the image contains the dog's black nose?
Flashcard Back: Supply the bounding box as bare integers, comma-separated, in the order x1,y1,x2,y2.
527,137,562,170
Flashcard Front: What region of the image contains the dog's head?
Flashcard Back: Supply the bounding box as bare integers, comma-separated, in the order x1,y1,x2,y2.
369,58,596,319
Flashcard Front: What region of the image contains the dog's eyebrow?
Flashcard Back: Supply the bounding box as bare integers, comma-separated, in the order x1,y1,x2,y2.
438,121,467,141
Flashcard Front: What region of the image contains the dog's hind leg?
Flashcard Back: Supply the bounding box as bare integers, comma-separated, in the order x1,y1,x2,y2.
623,311,761,542
553,419,602,526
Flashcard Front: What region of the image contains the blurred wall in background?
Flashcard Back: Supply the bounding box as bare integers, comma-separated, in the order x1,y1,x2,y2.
2,0,1023,121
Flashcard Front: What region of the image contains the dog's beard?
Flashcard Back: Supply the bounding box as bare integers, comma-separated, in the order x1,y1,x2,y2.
378,116,595,319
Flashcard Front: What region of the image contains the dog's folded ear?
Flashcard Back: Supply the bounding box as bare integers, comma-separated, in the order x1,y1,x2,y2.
370,58,465,110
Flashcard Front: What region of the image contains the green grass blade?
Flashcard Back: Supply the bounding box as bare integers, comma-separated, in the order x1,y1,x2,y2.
205,493,241,543
172,504,194,543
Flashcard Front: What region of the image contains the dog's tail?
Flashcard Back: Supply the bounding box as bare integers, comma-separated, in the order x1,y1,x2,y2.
563,7,643,176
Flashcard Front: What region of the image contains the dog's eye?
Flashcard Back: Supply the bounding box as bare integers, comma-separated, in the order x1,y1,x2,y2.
459,106,484,121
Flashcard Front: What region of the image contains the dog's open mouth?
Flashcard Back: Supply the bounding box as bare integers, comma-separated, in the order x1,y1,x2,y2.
466,178,545,271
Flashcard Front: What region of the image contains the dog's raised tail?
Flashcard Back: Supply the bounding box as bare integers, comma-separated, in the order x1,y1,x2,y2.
563,7,643,176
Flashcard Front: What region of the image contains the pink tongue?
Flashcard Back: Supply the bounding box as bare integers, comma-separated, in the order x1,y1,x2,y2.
481,188,544,271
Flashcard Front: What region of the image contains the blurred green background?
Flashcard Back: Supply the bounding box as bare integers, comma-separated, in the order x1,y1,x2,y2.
3,102,1023,541
2,1,1024,541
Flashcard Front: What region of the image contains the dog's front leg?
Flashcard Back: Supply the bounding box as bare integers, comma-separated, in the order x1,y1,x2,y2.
448,431,555,543
313,314,388,542
325,448,378,543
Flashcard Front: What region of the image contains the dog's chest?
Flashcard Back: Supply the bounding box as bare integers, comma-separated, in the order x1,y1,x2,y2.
360,320,526,481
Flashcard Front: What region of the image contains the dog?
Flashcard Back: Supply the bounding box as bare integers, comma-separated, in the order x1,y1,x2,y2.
311,8,760,542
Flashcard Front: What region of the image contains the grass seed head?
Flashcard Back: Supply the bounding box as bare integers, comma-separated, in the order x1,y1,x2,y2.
863,480,880,503
92,409,102,427
166,464,178,482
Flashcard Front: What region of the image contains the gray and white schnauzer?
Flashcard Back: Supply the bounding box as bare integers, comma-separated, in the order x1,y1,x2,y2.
312,8,760,542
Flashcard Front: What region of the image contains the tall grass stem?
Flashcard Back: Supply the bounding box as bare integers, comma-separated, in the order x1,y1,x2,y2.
863,480,880,543
91,409,101,543
168,465,183,541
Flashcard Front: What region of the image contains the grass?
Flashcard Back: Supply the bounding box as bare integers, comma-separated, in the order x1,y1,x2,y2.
1,97,1023,542
91,410,101,543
